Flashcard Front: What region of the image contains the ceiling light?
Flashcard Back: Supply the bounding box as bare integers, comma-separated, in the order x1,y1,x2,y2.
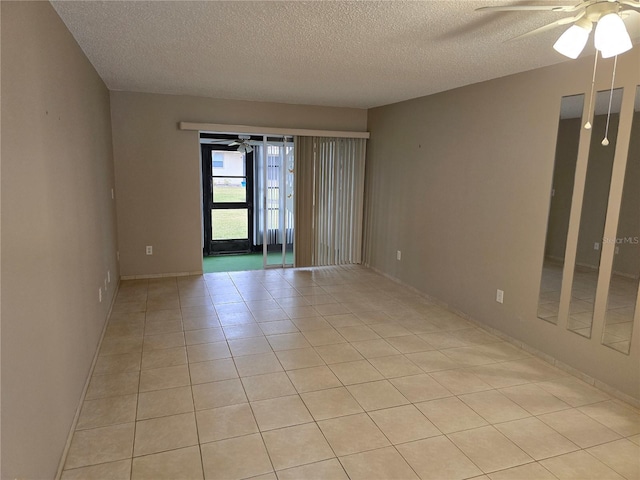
594,13,632,58
236,142,253,154
553,21,592,59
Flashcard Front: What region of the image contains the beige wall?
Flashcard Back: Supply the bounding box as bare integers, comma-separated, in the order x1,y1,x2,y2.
365,50,640,399
1,2,119,478
110,91,367,277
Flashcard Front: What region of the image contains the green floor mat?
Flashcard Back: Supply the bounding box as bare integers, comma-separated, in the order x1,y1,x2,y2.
203,252,294,273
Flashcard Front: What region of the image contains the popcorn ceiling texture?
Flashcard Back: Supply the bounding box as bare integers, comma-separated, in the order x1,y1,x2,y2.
51,1,638,108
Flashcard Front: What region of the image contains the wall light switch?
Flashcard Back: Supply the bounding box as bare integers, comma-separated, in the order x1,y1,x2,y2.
396,250,402,261
594,242,600,251
496,289,504,304
146,246,153,255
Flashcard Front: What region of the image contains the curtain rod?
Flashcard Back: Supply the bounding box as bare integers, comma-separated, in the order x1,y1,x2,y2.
179,122,370,139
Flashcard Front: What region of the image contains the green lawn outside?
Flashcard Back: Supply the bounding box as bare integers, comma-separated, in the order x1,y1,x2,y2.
213,184,246,203
211,185,289,239
212,209,247,240
212,186,247,239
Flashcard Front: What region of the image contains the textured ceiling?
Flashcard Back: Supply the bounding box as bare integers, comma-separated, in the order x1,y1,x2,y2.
51,1,640,109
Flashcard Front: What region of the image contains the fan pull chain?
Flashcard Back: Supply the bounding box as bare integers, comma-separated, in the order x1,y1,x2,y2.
602,54,618,147
584,53,599,130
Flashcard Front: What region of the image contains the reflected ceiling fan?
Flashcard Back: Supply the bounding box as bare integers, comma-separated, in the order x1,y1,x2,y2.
229,135,254,153
478,0,639,58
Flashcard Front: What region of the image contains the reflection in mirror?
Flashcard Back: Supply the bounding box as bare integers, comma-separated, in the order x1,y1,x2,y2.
537,94,584,324
602,86,640,354
567,88,624,338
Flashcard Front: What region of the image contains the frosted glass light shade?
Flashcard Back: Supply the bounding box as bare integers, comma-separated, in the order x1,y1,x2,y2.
595,13,632,58
553,24,590,59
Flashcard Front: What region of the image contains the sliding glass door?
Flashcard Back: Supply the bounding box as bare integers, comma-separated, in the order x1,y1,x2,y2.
255,137,294,268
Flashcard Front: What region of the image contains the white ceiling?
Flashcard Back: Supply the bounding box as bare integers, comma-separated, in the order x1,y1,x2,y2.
51,1,640,109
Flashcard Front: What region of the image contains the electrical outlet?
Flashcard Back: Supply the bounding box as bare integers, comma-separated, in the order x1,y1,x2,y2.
396,250,402,261
98,288,102,303
594,242,600,251
496,289,504,304
615,246,620,254
146,246,153,255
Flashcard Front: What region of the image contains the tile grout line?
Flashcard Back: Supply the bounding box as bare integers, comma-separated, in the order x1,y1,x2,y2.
129,280,151,477
63,267,639,478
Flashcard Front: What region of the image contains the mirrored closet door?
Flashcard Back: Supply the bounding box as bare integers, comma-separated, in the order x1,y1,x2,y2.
602,85,640,354
537,94,584,324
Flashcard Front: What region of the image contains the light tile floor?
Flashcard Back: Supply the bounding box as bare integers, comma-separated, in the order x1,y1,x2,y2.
538,260,638,353
62,265,640,480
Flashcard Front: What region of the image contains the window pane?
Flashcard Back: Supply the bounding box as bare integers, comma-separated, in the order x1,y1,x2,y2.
213,151,245,176
213,179,246,203
212,209,248,240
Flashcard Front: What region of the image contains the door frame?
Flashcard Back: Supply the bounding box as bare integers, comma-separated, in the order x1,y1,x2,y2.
201,143,254,256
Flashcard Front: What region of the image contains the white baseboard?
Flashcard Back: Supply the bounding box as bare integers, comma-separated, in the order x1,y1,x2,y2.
121,270,203,280
54,279,122,480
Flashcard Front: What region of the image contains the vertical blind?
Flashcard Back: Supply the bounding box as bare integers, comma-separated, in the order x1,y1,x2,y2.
294,136,367,267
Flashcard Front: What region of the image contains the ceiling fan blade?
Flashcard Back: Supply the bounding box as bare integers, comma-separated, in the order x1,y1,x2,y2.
476,3,585,13
507,12,585,41
229,141,241,146
620,0,640,9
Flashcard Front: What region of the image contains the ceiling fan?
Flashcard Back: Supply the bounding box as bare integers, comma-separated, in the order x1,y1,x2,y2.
229,135,254,153
477,0,639,58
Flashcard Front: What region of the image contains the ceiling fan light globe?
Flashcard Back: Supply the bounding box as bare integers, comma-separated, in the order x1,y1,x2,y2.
599,39,633,58
595,13,633,58
553,24,590,59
